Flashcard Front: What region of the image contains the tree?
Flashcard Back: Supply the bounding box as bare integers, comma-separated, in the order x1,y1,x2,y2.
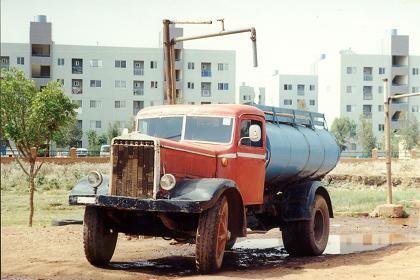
330,117,357,151
357,116,377,156
87,130,107,153
53,119,83,148
107,121,120,143
398,115,420,152
0,68,77,226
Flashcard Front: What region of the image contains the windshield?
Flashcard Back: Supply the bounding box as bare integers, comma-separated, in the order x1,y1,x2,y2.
138,116,183,140
137,116,233,144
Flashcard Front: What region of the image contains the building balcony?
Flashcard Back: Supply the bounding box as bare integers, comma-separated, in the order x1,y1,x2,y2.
391,84,409,94
133,88,144,96
32,77,50,87
133,68,144,76
201,70,212,77
363,93,373,100
362,112,372,119
72,66,83,74
391,66,408,76
201,90,211,97
72,87,83,94
363,74,373,81
31,56,52,65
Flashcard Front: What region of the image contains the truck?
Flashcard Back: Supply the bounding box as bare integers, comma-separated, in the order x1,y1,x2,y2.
69,103,340,274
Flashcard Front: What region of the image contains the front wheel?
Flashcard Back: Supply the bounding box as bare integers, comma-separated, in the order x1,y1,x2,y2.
281,194,330,256
83,206,118,266
196,195,229,274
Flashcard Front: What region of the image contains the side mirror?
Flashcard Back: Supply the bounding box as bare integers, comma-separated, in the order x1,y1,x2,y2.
249,124,261,142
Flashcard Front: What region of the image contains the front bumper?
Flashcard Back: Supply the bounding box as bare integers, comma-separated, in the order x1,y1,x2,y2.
69,194,206,213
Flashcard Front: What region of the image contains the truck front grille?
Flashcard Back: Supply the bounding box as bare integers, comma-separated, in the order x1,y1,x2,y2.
110,139,155,198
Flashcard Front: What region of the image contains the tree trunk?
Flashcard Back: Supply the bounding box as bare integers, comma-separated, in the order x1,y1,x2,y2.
28,163,35,227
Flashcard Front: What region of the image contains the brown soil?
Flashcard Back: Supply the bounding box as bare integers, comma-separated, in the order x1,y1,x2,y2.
2,212,420,280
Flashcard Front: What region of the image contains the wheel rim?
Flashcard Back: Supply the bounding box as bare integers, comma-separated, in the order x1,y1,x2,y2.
314,209,324,243
216,200,228,265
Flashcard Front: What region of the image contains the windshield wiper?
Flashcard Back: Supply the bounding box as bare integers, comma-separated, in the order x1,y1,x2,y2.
165,134,181,140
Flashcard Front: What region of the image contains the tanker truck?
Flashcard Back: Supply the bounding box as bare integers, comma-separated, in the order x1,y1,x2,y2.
69,104,340,274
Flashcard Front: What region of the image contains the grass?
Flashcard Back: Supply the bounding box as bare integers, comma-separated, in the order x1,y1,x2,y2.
1,161,419,226
327,183,420,214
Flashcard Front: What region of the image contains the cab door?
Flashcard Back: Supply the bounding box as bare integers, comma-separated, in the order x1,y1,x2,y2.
235,115,266,205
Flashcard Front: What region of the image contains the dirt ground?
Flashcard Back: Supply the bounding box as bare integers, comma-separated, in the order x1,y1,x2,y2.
2,210,420,280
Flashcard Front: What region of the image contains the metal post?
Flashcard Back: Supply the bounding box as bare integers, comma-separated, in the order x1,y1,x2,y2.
383,79,392,204
163,19,173,105
170,44,176,104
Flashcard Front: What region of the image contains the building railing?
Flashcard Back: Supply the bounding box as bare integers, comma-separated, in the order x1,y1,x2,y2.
31,52,50,57
72,66,83,74
363,74,373,81
133,88,144,96
32,75,51,79
201,70,212,77
201,89,211,97
133,68,144,75
363,93,373,100
363,112,372,119
72,87,83,94
297,90,305,96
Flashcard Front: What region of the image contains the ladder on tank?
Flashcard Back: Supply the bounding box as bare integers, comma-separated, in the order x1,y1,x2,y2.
250,103,328,130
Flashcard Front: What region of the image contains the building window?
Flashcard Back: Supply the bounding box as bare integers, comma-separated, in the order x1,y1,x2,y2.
72,100,82,108
346,105,353,112
412,87,419,93
218,83,229,90
115,80,127,88
363,86,373,100
413,68,419,75
72,59,83,74
283,84,292,90
57,58,64,66
90,100,102,108
151,81,158,88
346,66,356,74
187,62,195,69
201,63,212,77
412,105,419,113
133,101,144,115
90,80,101,88
17,57,24,65
309,99,316,106
114,100,126,108
297,84,305,95
217,63,229,71
133,60,144,75
115,60,126,68
201,82,211,97
346,86,352,93
71,79,83,94
90,59,103,67
90,120,102,129
187,82,194,89
150,61,157,69
57,79,64,86
379,67,385,74
378,124,385,132
378,105,384,112
378,86,383,94
309,85,315,91
351,143,357,150
133,81,144,95
284,99,292,105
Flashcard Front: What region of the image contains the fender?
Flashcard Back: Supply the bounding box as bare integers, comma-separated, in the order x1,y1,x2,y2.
169,178,246,237
68,175,109,204
280,181,333,222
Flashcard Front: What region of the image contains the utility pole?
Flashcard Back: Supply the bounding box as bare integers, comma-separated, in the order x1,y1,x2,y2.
382,78,420,204
162,19,258,105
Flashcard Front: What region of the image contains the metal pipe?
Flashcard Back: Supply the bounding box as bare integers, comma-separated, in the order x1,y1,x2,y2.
170,20,212,24
250,27,258,67
389,92,420,100
163,19,173,104
383,79,392,204
173,28,255,43
170,44,176,104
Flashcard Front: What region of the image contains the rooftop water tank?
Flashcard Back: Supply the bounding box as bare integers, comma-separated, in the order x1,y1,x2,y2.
36,15,47,23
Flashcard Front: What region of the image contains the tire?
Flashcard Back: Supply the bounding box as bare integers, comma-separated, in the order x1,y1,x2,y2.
281,194,330,256
196,195,229,274
83,206,118,266
225,236,237,250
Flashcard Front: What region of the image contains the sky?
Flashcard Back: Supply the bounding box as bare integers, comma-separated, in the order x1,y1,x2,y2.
2,0,420,88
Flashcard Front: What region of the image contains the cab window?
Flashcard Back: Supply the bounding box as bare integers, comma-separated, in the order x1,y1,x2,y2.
240,119,263,147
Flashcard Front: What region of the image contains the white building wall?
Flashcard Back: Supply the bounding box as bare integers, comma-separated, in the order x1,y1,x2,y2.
1,43,31,76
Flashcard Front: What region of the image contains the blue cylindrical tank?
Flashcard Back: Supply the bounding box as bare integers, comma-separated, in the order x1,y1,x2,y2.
265,122,340,186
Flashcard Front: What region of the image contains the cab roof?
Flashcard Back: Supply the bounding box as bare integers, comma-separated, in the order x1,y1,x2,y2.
137,104,265,118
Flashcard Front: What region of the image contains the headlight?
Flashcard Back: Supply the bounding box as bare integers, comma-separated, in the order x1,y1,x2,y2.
160,173,176,191
87,171,103,189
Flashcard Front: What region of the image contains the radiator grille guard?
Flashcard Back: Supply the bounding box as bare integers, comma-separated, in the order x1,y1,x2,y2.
110,139,156,199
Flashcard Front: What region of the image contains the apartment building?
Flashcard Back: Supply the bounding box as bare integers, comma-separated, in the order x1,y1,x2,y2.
318,29,420,151
269,73,318,112
0,15,236,147
238,83,255,104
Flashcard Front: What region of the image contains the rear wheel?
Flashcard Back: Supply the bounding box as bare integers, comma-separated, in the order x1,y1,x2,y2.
196,195,229,274
281,194,330,256
83,206,118,266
